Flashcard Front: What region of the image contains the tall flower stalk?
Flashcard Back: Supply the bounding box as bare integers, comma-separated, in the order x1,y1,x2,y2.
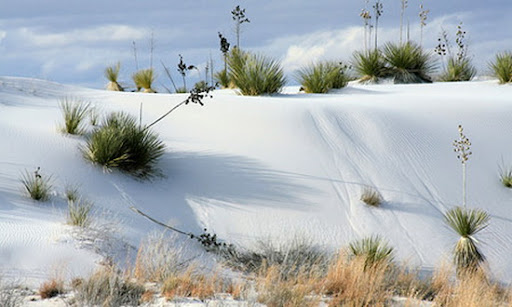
231,5,250,48
419,4,429,47
453,125,472,208
360,0,372,52
399,0,408,45
373,0,383,50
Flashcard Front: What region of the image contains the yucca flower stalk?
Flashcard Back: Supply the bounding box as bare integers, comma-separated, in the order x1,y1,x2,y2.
453,125,472,208
444,206,490,274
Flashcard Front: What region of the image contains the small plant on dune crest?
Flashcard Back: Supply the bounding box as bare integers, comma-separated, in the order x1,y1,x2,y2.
105,62,124,91
20,167,52,201
352,49,389,83
67,198,93,227
360,186,383,207
349,235,394,270
39,278,64,299
490,51,512,84
73,267,144,306
382,41,435,83
296,61,349,93
228,49,286,96
82,112,165,178
437,23,476,82
443,206,490,274
59,98,90,135
132,68,156,93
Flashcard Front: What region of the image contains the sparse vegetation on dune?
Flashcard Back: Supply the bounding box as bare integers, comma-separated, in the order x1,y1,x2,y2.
352,49,389,83
360,186,384,207
59,98,90,135
20,167,53,202
132,68,156,93
382,41,435,83
105,62,124,91
490,51,512,84
296,61,349,93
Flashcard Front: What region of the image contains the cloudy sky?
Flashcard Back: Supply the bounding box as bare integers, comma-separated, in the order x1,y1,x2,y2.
0,0,510,89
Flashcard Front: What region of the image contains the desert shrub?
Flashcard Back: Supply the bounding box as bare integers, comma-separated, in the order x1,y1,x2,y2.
349,235,394,270
214,69,231,88
132,68,156,93
105,62,124,91
193,80,209,92
161,268,224,300
20,167,52,201
499,165,512,188
67,198,92,227
39,279,64,299
228,48,286,95
382,42,435,83
82,112,165,178
360,187,383,207
352,49,389,83
490,52,512,84
0,278,23,307
64,185,80,202
73,267,144,307
296,61,349,93
443,206,490,274
439,57,476,82
59,98,90,135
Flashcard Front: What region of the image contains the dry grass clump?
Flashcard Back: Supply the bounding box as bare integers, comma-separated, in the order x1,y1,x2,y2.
161,267,223,300
360,187,384,207
0,279,23,307
73,267,144,306
39,278,64,299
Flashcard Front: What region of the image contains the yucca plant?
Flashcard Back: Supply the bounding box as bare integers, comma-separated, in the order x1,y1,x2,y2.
82,112,165,178
104,62,124,91
228,49,286,96
296,61,349,93
498,165,512,188
443,206,490,274
440,57,476,82
349,235,394,270
382,42,435,83
67,198,93,227
132,68,156,93
214,69,231,89
20,167,52,201
59,98,90,135
490,52,512,84
352,49,388,83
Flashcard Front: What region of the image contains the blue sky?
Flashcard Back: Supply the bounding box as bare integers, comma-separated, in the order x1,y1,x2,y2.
0,1,510,89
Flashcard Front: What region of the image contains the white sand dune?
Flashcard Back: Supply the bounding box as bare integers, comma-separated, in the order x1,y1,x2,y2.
1,76,512,287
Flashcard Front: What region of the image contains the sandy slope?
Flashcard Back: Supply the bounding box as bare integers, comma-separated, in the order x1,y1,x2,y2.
1,76,512,287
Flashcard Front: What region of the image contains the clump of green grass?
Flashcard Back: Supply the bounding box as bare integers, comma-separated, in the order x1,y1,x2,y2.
214,69,231,89
105,62,124,91
490,52,512,84
296,61,349,93
382,42,435,83
360,187,383,207
228,49,286,95
349,235,394,270
59,98,90,135
352,49,389,83
68,198,93,227
443,206,490,274
499,165,512,188
20,167,52,201
133,68,156,93
82,112,165,178
439,57,476,82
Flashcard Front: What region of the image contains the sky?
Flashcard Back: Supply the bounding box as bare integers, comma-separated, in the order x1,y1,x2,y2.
0,0,510,90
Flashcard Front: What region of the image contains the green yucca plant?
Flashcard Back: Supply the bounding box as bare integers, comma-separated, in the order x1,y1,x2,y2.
490,52,512,84
20,167,52,201
59,98,90,135
440,57,476,82
132,68,156,93
104,62,124,91
228,49,286,95
67,198,92,227
499,165,512,188
349,235,394,270
352,49,389,83
382,42,435,83
296,61,349,93
214,69,231,89
82,112,165,178
443,206,490,274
